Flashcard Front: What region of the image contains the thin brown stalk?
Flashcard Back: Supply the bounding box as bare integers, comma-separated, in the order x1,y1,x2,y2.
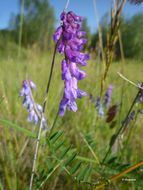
92,0,105,64
95,160,143,189
100,0,126,96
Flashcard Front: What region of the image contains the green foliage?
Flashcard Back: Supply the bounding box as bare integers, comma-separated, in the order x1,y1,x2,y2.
11,0,55,50
35,130,94,189
121,14,143,60
0,119,36,138
90,13,143,60
0,45,143,189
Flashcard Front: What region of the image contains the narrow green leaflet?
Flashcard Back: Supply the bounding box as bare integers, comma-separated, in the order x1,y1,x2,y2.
0,118,36,138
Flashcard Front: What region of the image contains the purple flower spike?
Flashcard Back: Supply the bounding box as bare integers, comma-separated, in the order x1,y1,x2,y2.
104,85,113,108
20,80,47,127
53,11,89,116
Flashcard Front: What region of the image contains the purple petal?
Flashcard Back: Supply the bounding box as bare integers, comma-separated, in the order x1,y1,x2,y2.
68,11,83,22
59,98,68,116
53,26,63,42
28,110,35,122
61,60,71,80
70,62,86,80
99,105,104,117
77,89,87,98
29,80,36,90
58,41,65,54
34,114,39,124
68,101,78,112
77,31,86,38
36,104,43,112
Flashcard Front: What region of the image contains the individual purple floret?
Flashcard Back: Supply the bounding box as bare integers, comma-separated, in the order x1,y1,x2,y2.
53,11,89,116
104,85,113,108
20,80,47,127
123,111,135,126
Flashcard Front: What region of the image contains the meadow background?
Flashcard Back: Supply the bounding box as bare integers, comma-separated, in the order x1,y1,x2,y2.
0,0,143,189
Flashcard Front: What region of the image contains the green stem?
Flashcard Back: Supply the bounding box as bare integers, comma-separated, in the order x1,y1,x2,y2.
29,41,59,190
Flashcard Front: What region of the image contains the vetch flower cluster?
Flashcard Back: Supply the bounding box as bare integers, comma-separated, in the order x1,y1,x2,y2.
20,80,47,126
53,11,89,116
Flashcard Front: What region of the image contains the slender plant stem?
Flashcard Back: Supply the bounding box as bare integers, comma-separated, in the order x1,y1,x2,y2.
119,111,139,159
29,41,59,190
29,116,43,190
29,1,70,188
92,0,105,64
80,133,100,165
93,0,106,97
18,0,25,58
64,0,70,11
113,0,126,124
37,162,61,190
49,110,59,136
100,0,126,97
95,160,143,190
43,42,59,112
102,89,140,163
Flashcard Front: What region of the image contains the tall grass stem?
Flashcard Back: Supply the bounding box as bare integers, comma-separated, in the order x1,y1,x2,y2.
18,0,25,58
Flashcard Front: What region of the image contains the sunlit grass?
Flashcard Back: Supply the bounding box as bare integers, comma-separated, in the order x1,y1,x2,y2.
0,51,143,189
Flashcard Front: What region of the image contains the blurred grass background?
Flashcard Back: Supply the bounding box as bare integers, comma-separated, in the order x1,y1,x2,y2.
0,51,143,189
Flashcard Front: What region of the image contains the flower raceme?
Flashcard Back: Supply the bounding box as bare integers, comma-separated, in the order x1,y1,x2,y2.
53,11,89,116
20,80,47,127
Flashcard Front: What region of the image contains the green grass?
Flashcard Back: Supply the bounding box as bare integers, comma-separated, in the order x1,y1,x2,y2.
0,50,143,190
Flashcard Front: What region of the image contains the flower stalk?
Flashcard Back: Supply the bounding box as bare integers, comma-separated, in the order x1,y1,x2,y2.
29,41,59,190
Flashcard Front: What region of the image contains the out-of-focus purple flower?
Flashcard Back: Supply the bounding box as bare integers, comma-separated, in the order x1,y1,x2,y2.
53,11,89,116
123,111,135,126
95,96,100,108
104,85,113,108
20,80,47,127
99,104,104,117
95,96,104,117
